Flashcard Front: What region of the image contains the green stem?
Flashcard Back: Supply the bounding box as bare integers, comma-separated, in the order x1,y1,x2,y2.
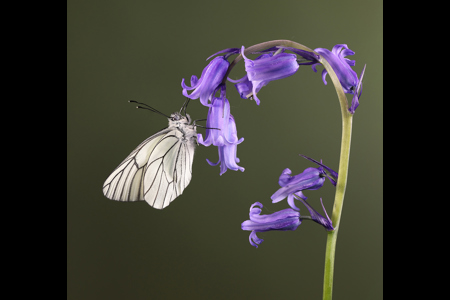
225,40,353,300
322,112,352,300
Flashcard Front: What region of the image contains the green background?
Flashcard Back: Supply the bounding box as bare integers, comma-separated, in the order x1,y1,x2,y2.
67,0,382,299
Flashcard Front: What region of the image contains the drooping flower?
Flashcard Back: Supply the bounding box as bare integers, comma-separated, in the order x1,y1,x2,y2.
311,44,366,114
271,155,337,210
181,48,239,107
312,44,357,93
241,202,301,248
241,199,333,248
229,46,319,104
197,87,244,175
231,46,300,105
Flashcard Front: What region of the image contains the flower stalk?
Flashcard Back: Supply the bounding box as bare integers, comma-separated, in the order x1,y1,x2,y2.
319,50,353,300
188,39,360,300
322,104,352,300
225,40,354,300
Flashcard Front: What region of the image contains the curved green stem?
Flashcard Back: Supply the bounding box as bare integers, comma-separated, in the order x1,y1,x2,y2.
224,40,353,300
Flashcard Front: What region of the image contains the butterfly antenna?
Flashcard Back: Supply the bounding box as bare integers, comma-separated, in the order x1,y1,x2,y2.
128,100,171,119
179,98,191,115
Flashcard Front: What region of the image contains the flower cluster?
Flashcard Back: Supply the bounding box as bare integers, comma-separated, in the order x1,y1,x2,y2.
181,49,245,175
179,41,364,300
180,43,364,177
181,46,322,174
241,155,336,248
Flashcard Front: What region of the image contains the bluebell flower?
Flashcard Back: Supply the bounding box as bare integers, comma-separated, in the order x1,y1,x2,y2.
271,155,337,211
311,44,366,114
229,46,300,105
241,202,301,248
197,87,244,175
241,200,333,248
181,48,239,107
229,46,319,104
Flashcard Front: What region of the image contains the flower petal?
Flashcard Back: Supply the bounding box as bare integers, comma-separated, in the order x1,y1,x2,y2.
249,231,264,248
278,168,292,187
287,193,301,211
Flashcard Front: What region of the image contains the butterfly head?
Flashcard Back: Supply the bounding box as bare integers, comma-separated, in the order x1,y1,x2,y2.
169,112,191,127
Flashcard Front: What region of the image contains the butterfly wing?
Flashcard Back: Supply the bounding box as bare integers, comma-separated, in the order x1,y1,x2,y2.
142,129,196,209
102,128,171,202
103,126,196,209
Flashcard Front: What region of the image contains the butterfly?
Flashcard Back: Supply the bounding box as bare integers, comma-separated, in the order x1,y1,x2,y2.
103,99,203,209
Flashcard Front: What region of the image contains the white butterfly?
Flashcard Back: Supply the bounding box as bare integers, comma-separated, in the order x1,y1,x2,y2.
103,100,199,209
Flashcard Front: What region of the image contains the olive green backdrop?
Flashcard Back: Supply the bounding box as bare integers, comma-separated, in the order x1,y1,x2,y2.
67,0,382,299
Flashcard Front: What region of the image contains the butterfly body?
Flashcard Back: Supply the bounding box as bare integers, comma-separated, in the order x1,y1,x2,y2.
103,111,197,209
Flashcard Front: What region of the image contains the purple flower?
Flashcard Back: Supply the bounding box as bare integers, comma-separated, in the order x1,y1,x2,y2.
230,46,300,105
271,155,337,210
241,200,333,248
181,48,239,107
311,44,366,114
228,47,319,101
241,202,301,248
197,88,245,175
